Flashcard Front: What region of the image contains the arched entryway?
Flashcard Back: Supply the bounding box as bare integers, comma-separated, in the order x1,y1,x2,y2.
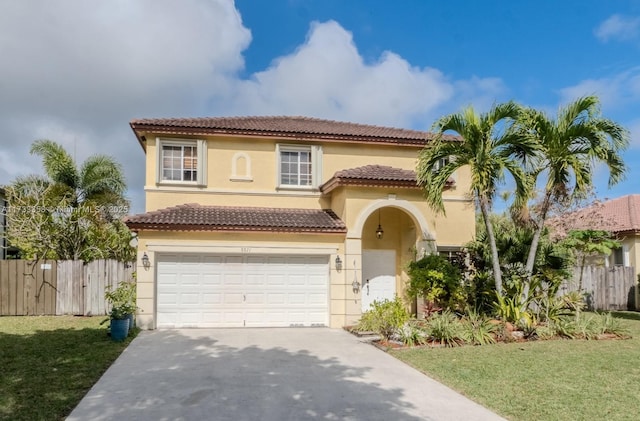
346,199,435,317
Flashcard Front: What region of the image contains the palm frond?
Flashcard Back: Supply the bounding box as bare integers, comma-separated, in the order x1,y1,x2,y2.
30,139,79,188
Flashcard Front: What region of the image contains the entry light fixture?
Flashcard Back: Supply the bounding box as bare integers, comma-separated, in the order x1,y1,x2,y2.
335,255,343,271
141,252,151,270
351,259,360,294
352,277,361,294
376,209,384,240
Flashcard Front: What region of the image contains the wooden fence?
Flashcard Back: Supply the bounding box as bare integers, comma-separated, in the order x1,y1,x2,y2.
0,259,134,316
559,266,636,311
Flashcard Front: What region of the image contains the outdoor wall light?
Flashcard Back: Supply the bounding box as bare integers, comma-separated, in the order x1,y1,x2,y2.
376,209,384,240
335,255,342,271
352,278,361,294
141,252,151,270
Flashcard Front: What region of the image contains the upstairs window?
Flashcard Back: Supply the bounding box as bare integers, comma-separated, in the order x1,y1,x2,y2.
156,138,207,186
162,144,197,182
281,149,312,186
277,144,322,189
433,157,450,173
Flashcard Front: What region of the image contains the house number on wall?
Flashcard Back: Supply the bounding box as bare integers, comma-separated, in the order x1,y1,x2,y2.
241,247,251,253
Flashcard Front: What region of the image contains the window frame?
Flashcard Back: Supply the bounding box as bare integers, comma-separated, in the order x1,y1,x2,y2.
156,138,207,186
612,246,625,266
276,144,322,190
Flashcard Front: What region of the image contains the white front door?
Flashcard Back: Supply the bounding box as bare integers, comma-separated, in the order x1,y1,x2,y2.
361,250,396,312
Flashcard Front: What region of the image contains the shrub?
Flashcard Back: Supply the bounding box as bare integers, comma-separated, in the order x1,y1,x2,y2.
397,320,428,347
551,316,578,339
426,310,465,347
407,254,464,313
534,324,556,340
105,280,137,317
460,309,496,345
356,297,409,340
493,291,533,327
464,270,495,315
596,312,630,338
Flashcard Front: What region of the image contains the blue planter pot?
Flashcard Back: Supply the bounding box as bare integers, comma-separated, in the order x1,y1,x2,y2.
110,318,130,342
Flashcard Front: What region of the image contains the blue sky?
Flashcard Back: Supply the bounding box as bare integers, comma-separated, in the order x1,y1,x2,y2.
0,0,638,213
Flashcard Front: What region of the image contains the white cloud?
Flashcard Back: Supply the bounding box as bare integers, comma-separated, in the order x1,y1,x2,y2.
628,119,640,149
595,14,640,42
0,1,506,212
212,20,506,130
216,21,453,129
0,0,252,211
558,67,640,109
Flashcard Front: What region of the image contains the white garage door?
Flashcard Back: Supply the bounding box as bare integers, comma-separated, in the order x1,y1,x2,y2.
156,254,329,328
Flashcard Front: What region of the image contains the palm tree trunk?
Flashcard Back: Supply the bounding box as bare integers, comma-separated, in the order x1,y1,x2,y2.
479,198,502,295
522,190,553,300
525,190,553,275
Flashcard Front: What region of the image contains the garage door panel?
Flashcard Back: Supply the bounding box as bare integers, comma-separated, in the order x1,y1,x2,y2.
224,293,244,304
307,293,327,304
158,292,178,305
245,292,265,304
267,293,286,304
223,274,243,285
288,275,306,286
157,254,328,328
288,293,306,304
201,273,222,285
202,293,222,304
245,274,265,286
266,275,285,286
180,293,200,305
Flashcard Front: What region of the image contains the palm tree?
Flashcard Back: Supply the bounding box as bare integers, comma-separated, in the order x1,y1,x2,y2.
417,102,538,294
519,96,629,276
7,139,129,260
30,139,127,211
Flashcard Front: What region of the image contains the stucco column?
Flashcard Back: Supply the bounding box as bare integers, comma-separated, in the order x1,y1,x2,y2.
135,247,155,329
343,237,363,326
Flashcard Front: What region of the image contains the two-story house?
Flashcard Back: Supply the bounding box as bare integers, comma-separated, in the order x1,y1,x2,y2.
125,116,475,329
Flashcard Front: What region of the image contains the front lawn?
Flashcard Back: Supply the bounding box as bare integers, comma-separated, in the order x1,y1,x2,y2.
0,316,137,421
391,311,640,421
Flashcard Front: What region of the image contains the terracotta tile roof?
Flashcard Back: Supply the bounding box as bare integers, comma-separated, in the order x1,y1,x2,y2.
320,165,453,193
130,116,458,149
549,194,640,237
124,204,347,234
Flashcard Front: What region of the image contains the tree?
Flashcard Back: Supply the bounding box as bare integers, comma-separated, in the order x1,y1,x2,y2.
518,96,629,277
560,229,621,291
466,213,567,274
417,102,538,294
5,140,134,261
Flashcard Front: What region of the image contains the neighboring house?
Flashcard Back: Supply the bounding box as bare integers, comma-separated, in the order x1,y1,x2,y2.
125,116,475,329
550,194,640,271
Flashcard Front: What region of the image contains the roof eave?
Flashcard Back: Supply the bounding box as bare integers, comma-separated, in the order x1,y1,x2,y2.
128,123,432,147
130,122,147,152
124,222,347,234
321,178,422,194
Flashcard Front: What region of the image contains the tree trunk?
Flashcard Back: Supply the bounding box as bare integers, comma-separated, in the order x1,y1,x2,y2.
525,190,553,275
479,198,502,295
523,190,552,300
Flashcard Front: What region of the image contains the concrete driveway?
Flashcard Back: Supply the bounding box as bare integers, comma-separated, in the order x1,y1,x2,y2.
68,328,505,421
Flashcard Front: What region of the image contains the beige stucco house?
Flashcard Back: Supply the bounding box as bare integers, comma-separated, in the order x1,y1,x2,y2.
125,116,475,329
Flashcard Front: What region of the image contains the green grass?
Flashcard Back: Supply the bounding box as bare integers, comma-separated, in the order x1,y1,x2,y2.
391,311,640,421
0,316,137,421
